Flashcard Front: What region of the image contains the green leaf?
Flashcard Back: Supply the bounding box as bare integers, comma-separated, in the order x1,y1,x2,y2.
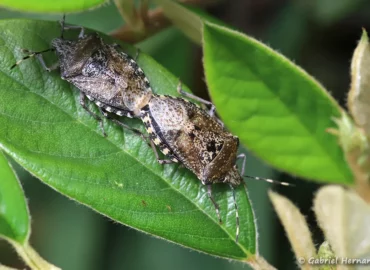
203,22,352,184
0,151,29,244
153,0,227,45
0,4,123,33
0,0,106,13
0,19,256,260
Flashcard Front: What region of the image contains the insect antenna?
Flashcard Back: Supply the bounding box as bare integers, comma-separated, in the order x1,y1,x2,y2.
229,184,239,243
10,48,54,70
60,14,66,39
243,175,294,187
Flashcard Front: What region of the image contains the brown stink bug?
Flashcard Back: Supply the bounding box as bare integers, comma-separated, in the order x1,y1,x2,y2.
11,16,152,139
139,82,291,242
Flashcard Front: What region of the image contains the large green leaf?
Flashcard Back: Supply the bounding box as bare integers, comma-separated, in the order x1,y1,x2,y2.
203,22,352,184
0,151,29,244
0,19,256,260
0,0,105,13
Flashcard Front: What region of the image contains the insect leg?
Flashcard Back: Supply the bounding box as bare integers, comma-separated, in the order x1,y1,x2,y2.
10,48,54,70
134,47,140,61
149,140,176,165
59,15,85,38
79,92,107,137
229,184,240,243
63,25,85,38
177,81,216,117
99,108,149,142
34,54,58,72
207,185,222,224
60,14,66,38
236,153,246,176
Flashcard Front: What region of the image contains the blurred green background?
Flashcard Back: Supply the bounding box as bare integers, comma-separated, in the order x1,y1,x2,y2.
0,0,368,269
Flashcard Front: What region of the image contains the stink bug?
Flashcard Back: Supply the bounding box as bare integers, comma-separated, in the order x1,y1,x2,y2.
139,82,291,242
11,16,152,139
140,89,243,241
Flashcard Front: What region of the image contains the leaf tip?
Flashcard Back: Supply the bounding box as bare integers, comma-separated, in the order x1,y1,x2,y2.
361,28,369,42
348,28,370,133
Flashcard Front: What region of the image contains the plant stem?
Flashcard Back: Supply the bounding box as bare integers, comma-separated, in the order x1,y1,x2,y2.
246,255,277,270
10,240,60,270
111,0,219,43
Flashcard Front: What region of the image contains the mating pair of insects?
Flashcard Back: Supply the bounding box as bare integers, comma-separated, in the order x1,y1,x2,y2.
11,19,288,242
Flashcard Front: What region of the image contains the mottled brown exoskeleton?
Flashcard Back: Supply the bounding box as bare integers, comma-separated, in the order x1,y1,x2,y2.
142,93,242,185
139,85,245,241
140,83,291,242
11,16,152,138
